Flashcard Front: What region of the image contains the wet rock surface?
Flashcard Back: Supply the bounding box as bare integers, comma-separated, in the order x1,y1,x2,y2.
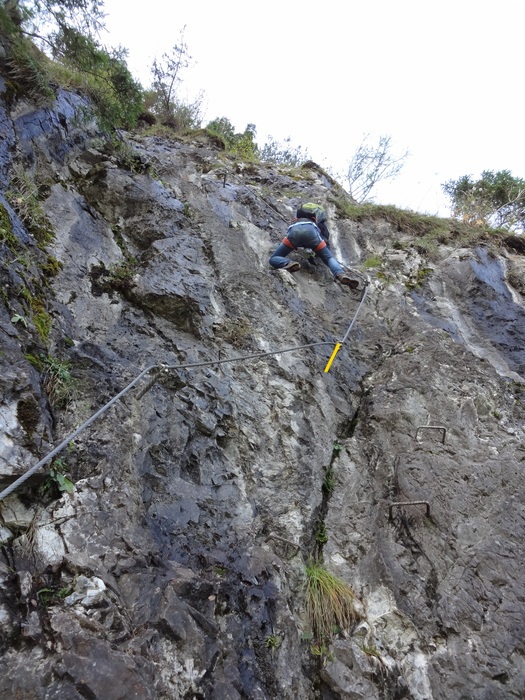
1,90,525,699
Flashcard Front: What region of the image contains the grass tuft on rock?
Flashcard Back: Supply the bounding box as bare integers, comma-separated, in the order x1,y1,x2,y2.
305,561,358,645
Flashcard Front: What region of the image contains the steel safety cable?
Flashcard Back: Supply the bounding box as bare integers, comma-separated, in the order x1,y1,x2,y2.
0,340,340,502
0,280,373,503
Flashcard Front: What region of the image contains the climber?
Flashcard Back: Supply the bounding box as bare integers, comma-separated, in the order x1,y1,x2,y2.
299,202,331,245
297,203,331,269
269,204,360,288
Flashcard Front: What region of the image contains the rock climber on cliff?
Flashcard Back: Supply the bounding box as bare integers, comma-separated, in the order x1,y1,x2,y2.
269,203,359,288
302,202,332,246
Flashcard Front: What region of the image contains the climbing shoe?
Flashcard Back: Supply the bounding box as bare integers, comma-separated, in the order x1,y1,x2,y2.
283,261,301,272
336,273,359,289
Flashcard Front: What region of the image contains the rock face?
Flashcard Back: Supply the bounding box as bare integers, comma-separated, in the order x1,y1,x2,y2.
1,83,525,700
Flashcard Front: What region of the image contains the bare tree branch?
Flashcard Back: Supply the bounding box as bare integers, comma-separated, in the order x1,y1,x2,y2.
346,134,409,203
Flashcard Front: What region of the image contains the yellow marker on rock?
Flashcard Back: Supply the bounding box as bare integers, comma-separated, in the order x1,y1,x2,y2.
323,281,370,373
324,343,342,373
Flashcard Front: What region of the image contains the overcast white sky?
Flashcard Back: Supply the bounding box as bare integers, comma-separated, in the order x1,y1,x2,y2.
101,0,524,217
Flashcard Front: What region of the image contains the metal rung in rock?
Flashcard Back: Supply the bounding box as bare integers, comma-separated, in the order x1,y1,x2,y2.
388,500,431,520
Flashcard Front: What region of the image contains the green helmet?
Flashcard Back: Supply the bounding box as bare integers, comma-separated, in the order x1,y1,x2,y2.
297,202,326,223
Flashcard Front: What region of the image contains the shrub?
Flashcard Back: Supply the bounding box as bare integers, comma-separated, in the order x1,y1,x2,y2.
53,30,143,130
260,136,310,167
0,6,55,103
205,118,259,161
164,97,203,132
145,31,204,133
443,170,525,232
0,202,21,250
26,353,77,408
6,164,55,246
41,457,75,496
1,7,143,131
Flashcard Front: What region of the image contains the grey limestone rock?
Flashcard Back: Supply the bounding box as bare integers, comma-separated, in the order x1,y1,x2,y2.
1,90,525,699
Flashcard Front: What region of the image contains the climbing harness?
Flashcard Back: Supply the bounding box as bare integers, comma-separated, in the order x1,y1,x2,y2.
281,235,326,253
